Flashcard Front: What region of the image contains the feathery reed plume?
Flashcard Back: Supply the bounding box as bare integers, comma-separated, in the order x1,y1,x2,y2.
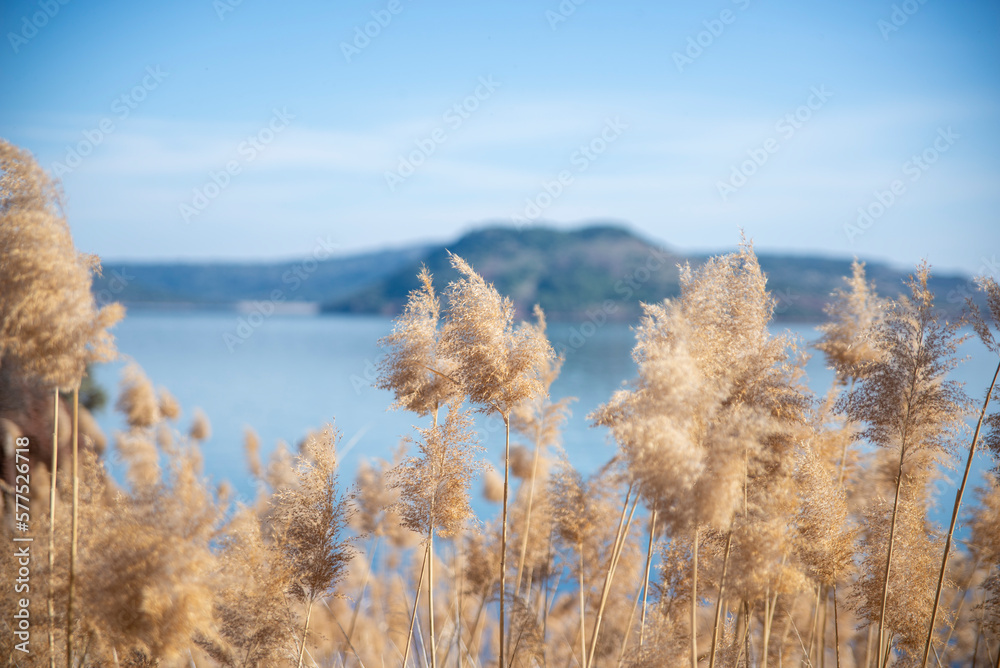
69,419,220,662
189,409,212,442
679,244,810,668
198,507,297,667
842,262,971,666
376,264,459,421
793,445,856,666
0,138,63,214
116,430,162,490
920,275,1000,666
244,428,262,481
352,447,415,549
816,260,885,502
591,311,735,668
591,310,748,533
393,400,485,541
850,495,946,663
116,363,161,430
816,259,884,385
964,275,1000,465
509,316,573,600
482,467,504,503
0,140,123,390
439,254,554,668
263,440,297,494
593,236,809,668
440,256,552,417
157,387,181,421
270,424,355,668
1,142,123,667
392,400,486,668
550,454,601,668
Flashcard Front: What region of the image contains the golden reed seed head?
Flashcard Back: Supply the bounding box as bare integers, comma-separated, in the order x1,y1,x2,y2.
439,252,554,416
816,259,885,383
0,139,123,390
116,362,162,429
482,467,504,503
271,423,356,603
244,427,263,480
843,262,971,461
392,399,486,540
189,408,211,441
158,387,181,421
376,264,460,417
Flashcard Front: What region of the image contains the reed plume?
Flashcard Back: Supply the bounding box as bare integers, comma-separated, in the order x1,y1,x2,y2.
917,274,1000,666
393,401,485,541
198,507,297,667
116,362,161,430
158,387,181,421
816,259,884,385
376,264,459,421
594,237,810,668
270,424,355,668
965,276,1000,463
65,402,221,663
550,455,598,668
850,495,946,663
190,409,212,442
1,140,126,667
439,253,554,668
392,400,486,667
793,447,854,591
843,262,971,666
0,139,123,390
352,447,413,547
509,314,573,601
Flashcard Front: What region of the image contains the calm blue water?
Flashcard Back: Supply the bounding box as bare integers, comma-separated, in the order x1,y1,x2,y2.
89,312,995,531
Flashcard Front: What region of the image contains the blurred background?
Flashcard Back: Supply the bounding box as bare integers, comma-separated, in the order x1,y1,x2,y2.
1,0,997,514
1,0,997,267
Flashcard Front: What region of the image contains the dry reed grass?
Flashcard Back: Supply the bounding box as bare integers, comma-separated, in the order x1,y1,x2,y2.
6,140,1000,668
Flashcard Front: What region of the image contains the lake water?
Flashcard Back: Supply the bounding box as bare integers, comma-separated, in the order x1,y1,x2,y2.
89,311,996,531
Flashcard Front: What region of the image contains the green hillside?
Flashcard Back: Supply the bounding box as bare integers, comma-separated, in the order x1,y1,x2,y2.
92,245,430,306
322,225,975,322
91,223,977,322
323,225,685,321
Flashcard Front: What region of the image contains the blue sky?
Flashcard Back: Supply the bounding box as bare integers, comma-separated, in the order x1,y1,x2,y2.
1,0,997,274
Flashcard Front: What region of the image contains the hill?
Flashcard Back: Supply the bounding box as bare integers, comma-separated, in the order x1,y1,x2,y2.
92,223,976,322
92,245,430,307
322,225,975,322
322,225,685,321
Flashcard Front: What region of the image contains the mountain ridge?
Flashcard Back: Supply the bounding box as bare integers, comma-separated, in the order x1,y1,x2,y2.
93,223,977,322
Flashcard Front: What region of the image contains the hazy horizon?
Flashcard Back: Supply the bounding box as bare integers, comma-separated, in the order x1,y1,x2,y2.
94,219,981,279
2,0,998,276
